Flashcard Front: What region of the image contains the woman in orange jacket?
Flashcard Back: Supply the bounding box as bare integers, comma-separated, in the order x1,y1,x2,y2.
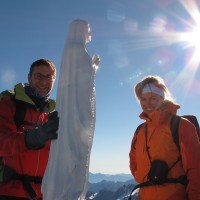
129,75,200,200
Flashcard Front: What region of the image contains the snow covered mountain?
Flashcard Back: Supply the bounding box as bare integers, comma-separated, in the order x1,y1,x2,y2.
87,173,138,200
89,173,133,183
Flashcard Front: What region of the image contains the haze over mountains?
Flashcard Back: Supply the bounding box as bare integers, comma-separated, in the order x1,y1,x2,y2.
89,173,133,183
87,173,138,200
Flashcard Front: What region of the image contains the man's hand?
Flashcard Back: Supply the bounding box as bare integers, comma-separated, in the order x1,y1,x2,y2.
25,110,59,149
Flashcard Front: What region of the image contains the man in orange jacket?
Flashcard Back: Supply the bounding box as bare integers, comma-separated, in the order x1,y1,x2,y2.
129,75,200,200
0,59,59,200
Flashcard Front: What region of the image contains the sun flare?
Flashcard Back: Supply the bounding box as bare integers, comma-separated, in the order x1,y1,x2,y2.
180,27,200,63
126,0,200,98
130,0,200,70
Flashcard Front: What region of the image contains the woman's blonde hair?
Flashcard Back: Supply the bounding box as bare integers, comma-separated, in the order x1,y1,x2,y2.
134,75,174,102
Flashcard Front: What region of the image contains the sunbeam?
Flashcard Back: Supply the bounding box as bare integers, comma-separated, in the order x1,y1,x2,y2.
128,0,200,64
126,0,200,99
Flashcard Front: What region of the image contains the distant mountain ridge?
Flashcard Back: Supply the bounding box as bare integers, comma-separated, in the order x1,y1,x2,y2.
88,179,136,193
87,173,138,200
89,172,133,183
86,181,138,200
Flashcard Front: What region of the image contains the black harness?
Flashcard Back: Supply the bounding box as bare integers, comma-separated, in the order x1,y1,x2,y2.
13,174,43,200
128,123,188,200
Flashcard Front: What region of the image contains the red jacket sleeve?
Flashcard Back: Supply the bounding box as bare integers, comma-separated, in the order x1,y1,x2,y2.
179,118,200,200
0,95,27,157
129,133,137,177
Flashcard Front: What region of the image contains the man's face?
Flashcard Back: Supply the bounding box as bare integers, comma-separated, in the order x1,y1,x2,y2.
28,65,55,97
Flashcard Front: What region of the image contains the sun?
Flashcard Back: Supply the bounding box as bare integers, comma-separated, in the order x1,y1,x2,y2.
177,0,200,65
178,26,200,65
131,0,200,67
125,0,200,98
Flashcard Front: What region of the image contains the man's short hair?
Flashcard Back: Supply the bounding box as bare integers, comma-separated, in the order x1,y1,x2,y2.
29,59,56,75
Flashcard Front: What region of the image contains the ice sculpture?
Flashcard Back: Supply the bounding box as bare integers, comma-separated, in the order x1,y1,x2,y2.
42,19,99,200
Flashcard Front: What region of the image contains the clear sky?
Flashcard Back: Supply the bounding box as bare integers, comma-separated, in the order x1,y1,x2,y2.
1,0,200,174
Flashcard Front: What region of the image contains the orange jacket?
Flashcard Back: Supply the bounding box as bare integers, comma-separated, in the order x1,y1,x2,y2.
129,101,200,200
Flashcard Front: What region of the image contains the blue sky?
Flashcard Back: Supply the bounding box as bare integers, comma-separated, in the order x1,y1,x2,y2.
1,0,200,174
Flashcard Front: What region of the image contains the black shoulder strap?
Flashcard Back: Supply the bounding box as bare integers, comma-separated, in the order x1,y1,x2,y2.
131,123,144,150
170,115,181,151
0,92,27,129
14,100,27,129
182,115,200,141
135,123,144,135
128,175,188,200
170,114,200,151
14,99,38,129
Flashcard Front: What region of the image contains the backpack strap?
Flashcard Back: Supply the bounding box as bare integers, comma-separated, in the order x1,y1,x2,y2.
182,115,200,141
136,117,182,153
128,175,188,200
135,123,144,135
0,91,37,129
170,115,183,171
14,100,28,129
14,99,38,129
170,115,181,151
171,115,200,152
13,173,42,199
131,123,144,150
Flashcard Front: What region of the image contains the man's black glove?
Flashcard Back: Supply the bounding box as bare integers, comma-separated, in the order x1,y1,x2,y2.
25,110,59,149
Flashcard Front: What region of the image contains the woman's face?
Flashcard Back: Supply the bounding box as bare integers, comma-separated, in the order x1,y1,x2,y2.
140,92,164,115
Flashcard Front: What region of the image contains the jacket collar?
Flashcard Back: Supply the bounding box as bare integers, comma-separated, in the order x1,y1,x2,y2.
14,83,56,112
139,100,180,124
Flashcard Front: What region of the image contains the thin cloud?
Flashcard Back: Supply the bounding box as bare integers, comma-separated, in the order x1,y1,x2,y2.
1,69,16,84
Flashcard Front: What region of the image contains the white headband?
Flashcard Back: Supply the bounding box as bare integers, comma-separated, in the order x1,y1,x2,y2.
142,83,165,98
